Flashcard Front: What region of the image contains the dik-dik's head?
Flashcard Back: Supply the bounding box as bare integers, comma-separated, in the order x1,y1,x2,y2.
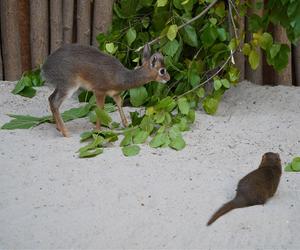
142,44,170,83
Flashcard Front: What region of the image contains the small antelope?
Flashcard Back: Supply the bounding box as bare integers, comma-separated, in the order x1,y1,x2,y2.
42,44,170,137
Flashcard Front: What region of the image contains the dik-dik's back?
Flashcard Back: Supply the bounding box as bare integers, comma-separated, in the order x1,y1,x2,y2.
42,44,128,92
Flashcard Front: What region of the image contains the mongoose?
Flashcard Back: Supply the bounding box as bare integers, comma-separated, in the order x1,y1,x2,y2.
207,152,282,226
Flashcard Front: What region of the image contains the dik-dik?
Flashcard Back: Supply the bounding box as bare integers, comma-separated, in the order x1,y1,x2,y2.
42,44,170,137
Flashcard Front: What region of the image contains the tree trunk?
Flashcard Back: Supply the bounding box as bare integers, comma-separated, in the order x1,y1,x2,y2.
30,0,49,68
0,0,22,80
293,43,300,86
63,0,74,44
272,25,292,85
50,0,63,53
245,0,263,85
92,0,113,46
18,0,31,73
77,0,91,45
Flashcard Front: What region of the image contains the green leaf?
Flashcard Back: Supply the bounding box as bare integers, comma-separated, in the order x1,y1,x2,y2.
259,32,273,50
122,145,140,156
149,133,169,148
249,50,260,70
217,28,227,41
140,116,154,133
169,135,186,150
155,96,176,111
133,130,149,144
249,14,262,32
162,39,180,57
168,125,181,140
129,86,148,107
285,163,293,172
1,115,45,129
61,104,92,122
270,44,281,58
157,0,168,7
167,24,178,41
142,17,150,28
11,76,30,94
120,134,132,146
177,97,190,115
201,25,218,47
18,86,37,98
126,27,137,46
79,148,103,158
196,87,205,98
213,79,222,90
215,2,225,18
105,42,117,54
80,131,93,142
242,43,251,56
291,157,300,171
181,25,198,47
95,107,112,127
221,79,230,89
202,96,219,115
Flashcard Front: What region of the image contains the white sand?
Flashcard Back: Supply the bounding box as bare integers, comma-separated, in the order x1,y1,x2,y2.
0,81,299,249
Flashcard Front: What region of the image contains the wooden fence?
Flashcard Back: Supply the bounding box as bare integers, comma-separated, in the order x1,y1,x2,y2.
0,0,299,86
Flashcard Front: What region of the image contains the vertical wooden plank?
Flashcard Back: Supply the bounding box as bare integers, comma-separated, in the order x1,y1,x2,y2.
235,15,245,81
63,0,74,44
245,0,263,85
293,43,300,86
273,25,292,85
50,0,63,52
77,0,91,45
92,0,113,46
0,8,3,80
30,0,49,68
18,0,31,73
0,0,22,80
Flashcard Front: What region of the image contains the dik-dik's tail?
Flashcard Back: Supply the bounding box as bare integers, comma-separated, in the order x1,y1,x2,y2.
207,197,246,226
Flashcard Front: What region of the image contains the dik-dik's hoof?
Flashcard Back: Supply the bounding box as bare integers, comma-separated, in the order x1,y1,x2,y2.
122,119,129,127
61,128,70,137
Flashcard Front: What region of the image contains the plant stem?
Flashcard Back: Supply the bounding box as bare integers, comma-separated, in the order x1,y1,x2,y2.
135,0,219,52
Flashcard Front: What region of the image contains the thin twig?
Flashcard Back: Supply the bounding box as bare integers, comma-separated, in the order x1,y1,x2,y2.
135,0,219,52
228,0,240,18
176,52,234,99
228,0,238,41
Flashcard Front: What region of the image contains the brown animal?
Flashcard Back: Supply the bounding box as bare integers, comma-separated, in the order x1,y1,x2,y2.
42,44,170,137
207,152,282,226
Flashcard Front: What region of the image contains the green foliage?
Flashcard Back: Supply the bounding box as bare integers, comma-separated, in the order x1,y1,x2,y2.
12,68,44,98
285,157,300,172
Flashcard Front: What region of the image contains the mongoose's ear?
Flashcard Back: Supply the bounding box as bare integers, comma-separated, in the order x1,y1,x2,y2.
142,44,151,62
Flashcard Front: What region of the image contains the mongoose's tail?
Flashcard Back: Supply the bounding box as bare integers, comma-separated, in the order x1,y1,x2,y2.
207,196,247,226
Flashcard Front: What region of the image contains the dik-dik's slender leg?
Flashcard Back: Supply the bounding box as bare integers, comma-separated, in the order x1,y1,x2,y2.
95,92,105,130
112,95,128,127
49,88,69,137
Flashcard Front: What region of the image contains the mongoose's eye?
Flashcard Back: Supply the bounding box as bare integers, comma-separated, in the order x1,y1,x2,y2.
159,68,166,76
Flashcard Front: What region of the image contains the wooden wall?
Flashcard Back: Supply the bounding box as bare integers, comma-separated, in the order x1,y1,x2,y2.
0,0,113,81
0,0,298,86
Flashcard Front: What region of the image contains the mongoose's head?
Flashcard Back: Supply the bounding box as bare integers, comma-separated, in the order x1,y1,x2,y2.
142,44,170,84
260,152,282,172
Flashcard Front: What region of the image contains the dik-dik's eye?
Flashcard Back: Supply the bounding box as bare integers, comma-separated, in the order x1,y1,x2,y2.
159,68,166,76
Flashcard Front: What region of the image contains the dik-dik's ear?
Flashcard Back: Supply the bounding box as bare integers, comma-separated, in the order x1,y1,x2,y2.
142,44,151,63
149,54,157,68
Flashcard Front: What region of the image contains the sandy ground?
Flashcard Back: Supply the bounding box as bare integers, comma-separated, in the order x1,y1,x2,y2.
0,80,299,249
